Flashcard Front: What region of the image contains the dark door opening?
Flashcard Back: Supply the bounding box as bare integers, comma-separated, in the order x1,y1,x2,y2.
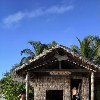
46,90,63,100
71,79,82,100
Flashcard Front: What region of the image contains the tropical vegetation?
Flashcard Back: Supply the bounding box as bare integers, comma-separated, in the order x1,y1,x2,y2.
0,35,100,100
71,35,100,65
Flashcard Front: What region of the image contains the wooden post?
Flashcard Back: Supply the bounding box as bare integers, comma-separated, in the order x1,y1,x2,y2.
91,72,94,100
26,72,29,100
59,61,61,69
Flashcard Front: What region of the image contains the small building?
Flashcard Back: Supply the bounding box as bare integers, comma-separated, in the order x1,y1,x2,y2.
13,45,100,100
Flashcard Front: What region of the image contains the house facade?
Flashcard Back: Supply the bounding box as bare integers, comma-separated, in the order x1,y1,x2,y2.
13,45,100,100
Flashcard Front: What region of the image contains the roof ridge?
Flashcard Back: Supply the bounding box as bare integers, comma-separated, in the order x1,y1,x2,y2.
14,44,100,72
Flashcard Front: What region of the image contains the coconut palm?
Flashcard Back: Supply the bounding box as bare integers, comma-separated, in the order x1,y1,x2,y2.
71,35,100,64
92,36,100,64
77,35,95,60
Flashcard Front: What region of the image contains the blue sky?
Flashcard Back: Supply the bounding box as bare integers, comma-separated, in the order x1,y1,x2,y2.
0,0,100,79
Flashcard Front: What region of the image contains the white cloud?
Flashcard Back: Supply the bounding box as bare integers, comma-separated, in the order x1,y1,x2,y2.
3,12,25,27
46,5,73,14
2,5,74,27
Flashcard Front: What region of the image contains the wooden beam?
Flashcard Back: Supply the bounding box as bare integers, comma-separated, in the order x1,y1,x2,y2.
59,61,61,69
26,72,29,100
91,72,94,100
50,70,71,75
32,69,91,72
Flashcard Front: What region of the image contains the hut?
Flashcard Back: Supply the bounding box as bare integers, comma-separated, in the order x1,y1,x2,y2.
13,45,100,100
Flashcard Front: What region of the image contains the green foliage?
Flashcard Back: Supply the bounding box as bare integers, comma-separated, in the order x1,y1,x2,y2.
0,73,33,100
47,41,57,48
0,41,58,100
70,45,80,53
20,41,58,65
92,36,100,64
0,38,99,100
27,41,48,55
77,35,95,59
21,48,35,57
71,35,100,64
0,73,25,100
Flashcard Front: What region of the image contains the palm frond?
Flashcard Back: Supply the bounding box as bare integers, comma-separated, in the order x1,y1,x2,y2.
21,49,34,56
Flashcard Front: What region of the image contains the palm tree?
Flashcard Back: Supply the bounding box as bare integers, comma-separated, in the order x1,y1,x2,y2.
71,35,100,64
20,41,57,65
92,36,100,64
77,35,95,60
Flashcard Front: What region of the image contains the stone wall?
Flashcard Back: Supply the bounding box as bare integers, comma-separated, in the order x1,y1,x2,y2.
31,76,71,100
30,75,89,100
82,77,89,100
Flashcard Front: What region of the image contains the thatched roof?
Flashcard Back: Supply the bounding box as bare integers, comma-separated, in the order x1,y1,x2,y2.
14,45,100,73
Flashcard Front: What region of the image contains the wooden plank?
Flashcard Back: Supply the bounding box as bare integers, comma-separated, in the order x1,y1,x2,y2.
26,72,29,100
91,72,94,100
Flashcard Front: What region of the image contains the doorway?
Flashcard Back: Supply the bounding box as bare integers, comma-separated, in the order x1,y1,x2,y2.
71,79,82,100
46,90,63,100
